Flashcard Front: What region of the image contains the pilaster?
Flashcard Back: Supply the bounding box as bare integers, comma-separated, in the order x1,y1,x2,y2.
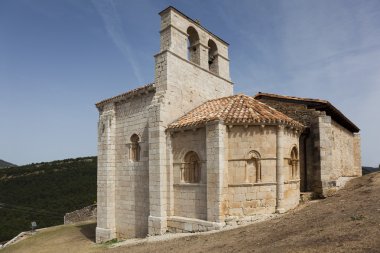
167,133,175,216
217,55,230,80
148,101,168,235
206,121,226,223
276,125,285,213
199,43,209,69
353,133,362,176
96,104,117,243
317,115,333,196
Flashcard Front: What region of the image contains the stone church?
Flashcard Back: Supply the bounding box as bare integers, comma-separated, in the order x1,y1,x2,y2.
95,6,361,243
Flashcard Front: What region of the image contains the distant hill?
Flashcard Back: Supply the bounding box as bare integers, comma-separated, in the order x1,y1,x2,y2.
0,156,96,243
362,166,380,175
0,159,17,169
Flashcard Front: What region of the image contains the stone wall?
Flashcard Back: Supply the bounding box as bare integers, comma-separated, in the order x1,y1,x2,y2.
155,7,233,126
255,98,324,194
114,93,154,238
171,129,207,220
282,128,301,210
96,92,155,242
299,132,315,192
205,122,227,223
353,133,362,176
172,185,207,220
96,102,117,242
159,7,230,80
226,184,277,216
315,115,361,196
331,120,361,177
283,182,300,210
227,125,277,183
167,216,222,233
64,205,97,224
256,97,361,196
165,53,232,114
225,125,300,217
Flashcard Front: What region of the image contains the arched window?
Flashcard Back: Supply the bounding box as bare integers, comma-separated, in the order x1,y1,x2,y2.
130,134,140,162
246,150,261,183
208,39,218,74
181,151,201,183
289,147,298,179
187,27,200,65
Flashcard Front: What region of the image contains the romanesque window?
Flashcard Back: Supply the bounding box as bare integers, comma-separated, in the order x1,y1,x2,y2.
187,27,200,65
181,151,201,183
130,134,140,162
289,147,298,179
208,39,218,74
246,150,261,183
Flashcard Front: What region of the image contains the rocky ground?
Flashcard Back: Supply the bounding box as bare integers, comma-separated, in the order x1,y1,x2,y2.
2,172,380,253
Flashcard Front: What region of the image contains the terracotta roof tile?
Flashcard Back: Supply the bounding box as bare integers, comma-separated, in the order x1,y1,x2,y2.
95,83,155,108
168,94,304,129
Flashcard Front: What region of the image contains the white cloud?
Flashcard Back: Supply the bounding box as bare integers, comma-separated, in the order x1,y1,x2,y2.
276,1,380,166
219,0,380,166
92,0,143,83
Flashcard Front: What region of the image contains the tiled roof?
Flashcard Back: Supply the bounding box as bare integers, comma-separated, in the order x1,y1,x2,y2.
95,83,155,108
168,94,304,129
254,92,360,133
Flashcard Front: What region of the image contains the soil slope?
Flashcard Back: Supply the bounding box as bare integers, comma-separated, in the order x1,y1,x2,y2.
3,172,380,253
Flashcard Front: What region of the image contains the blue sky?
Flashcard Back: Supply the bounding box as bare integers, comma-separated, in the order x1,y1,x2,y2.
1,0,379,166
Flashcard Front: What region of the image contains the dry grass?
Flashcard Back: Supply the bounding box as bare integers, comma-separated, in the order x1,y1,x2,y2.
1,221,105,253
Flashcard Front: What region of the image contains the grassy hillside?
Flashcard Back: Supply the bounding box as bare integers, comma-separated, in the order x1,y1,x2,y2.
0,159,17,169
0,156,96,243
362,166,380,175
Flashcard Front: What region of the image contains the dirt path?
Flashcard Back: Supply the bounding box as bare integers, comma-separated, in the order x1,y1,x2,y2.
3,172,380,253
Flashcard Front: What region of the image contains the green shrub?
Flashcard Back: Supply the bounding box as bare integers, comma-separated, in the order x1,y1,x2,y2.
0,156,97,242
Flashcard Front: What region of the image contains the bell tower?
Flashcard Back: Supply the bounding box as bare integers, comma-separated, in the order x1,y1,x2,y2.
147,6,233,236
154,6,233,115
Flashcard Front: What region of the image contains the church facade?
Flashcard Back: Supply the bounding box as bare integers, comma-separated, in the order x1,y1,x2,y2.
95,7,361,243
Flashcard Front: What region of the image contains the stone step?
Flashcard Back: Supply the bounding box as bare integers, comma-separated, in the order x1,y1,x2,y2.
300,192,315,203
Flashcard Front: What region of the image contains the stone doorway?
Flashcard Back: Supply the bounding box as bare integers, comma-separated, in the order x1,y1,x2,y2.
300,132,312,192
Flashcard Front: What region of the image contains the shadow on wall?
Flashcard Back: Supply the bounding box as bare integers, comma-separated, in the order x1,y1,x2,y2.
133,160,150,238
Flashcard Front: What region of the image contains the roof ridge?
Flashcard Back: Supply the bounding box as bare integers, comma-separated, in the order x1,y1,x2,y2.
255,92,329,104
95,83,155,108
